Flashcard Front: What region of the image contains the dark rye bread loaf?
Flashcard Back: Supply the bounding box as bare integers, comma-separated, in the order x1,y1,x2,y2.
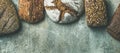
0,0,19,34
107,4,120,41
85,0,108,27
19,0,45,23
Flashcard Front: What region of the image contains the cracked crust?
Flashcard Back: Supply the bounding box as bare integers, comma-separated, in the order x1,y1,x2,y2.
19,0,45,23
0,0,19,34
85,0,107,27
107,4,120,41
44,0,83,23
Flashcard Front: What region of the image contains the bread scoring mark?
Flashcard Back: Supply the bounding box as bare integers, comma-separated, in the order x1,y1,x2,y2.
0,6,7,31
1,5,15,32
0,6,6,19
44,0,55,6
45,0,78,22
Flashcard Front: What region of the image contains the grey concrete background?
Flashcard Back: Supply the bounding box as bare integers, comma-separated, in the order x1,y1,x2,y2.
0,0,120,53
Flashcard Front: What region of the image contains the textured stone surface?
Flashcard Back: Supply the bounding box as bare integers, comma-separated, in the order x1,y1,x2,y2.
0,0,19,34
0,0,120,53
44,0,84,23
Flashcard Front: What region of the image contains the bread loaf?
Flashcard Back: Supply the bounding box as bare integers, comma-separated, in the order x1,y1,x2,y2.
44,0,84,23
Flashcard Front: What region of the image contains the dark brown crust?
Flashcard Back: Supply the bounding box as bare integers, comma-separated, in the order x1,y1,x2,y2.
107,4,120,41
19,0,44,23
0,0,19,34
85,0,107,27
45,0,78,22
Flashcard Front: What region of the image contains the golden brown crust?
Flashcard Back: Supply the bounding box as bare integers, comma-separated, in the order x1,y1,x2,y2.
19,0,44,23
85,0,107,27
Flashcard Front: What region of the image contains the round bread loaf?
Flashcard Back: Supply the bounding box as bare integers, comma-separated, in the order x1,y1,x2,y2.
44,0,84,23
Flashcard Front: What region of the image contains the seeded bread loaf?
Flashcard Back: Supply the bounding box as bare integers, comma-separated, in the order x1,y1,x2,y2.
85,0,107,27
